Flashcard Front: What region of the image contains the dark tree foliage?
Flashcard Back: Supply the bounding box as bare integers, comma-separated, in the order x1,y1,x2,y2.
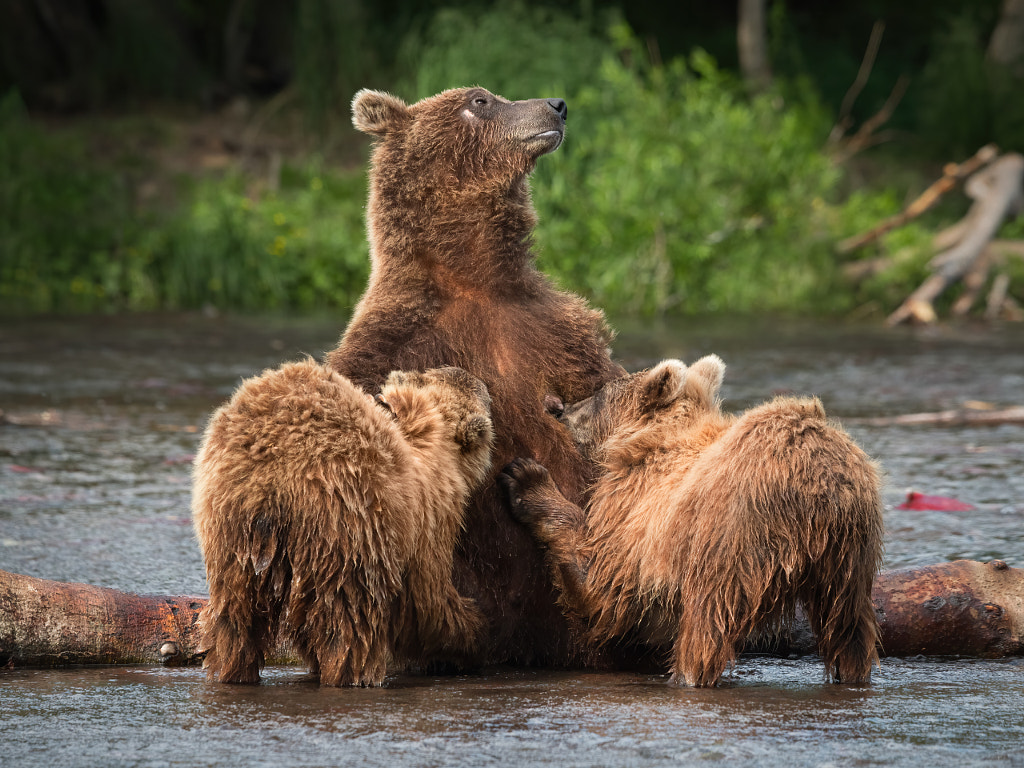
0,1,1004,102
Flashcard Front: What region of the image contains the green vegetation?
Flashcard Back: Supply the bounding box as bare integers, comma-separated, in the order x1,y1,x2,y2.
0,92,368,313
537,45,844,315
1,3,1019,318
0,92,146,313
143,166,368,312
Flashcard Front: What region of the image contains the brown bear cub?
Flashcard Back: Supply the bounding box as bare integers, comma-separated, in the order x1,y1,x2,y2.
500,355,883,687
192,359,494,686
327,87,625,666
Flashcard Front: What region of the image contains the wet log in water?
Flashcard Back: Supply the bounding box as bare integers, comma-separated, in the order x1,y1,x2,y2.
2,561,1022,669
0,571,208,667
872,559,1023,658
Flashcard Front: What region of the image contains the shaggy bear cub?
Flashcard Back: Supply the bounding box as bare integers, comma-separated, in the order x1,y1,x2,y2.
193,359,493,686
501,355,883,686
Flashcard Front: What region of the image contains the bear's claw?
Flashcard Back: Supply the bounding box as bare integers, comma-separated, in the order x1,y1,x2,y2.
498,458,551,523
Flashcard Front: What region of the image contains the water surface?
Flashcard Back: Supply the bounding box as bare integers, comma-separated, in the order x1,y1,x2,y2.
1,313,1022,767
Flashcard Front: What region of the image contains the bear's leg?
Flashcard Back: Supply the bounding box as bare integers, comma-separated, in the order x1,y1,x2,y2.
670,492,777,688
802,532,881,684
291,551,397,687
672,565,757,687
201,553,285,684
315,615,390,687
498,458,593,612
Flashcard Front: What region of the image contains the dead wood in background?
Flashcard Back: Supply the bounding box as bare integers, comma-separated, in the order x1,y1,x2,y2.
840,146,1024,325
886,152,1024,325
838,144,1000,254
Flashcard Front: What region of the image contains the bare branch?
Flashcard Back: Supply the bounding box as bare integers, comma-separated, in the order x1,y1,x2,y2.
830,21,886,143
838,144,1000,254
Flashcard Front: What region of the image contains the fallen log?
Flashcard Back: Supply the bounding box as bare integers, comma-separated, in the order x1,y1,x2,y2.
0,571,208,668
0,570,305,669
758,559,1024,660
872,559,1024,658
3,561,1022,670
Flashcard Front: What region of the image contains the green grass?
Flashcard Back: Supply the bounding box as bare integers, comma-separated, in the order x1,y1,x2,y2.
143,162,369,312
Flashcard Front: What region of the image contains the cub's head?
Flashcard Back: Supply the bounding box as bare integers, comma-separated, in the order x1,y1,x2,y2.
352,86,567,186
554,355,726,462
378,366,494,488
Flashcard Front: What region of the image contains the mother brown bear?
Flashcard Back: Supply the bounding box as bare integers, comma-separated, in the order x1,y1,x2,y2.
326,87,625,667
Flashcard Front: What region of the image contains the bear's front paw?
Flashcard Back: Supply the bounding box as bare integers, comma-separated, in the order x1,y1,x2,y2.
498,458,551,523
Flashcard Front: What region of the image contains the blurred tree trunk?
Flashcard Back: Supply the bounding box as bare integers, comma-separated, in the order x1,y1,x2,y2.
738,0,772,91
224,0,254,92
988,0,1024,76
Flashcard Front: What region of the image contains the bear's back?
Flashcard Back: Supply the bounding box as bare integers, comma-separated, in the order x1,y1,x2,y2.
195,359,411,516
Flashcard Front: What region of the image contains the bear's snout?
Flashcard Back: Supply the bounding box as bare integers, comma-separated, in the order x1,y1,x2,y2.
547,98,567,121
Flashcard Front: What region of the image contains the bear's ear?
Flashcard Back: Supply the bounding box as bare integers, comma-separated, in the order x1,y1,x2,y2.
455,414,493,451
683,354,725,406
639,360,686,410
352,89,411,136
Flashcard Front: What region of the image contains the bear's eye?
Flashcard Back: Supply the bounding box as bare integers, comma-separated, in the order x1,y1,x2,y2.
473,97,488,106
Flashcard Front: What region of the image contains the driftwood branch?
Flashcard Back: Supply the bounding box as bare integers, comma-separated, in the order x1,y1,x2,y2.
887,152,1024,325
848,405,1024,428
952,244,995,316
3,562,1022,669
838,144,1000,254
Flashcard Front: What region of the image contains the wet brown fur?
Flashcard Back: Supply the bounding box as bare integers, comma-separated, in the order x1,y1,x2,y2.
325,87,625,665
502,355,883,686
192,359,494,685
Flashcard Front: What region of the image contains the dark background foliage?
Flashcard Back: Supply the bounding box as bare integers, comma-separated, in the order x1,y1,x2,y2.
1,0,1021,316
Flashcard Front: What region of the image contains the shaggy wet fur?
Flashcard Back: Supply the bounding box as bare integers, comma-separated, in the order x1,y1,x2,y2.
325,87,625,666
501,356,883,686
192,359,494,686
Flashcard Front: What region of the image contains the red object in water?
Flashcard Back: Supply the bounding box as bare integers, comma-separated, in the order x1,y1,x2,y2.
897,491,975,511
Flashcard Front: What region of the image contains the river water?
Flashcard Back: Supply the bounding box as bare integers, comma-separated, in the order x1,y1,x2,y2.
1,313,1022,767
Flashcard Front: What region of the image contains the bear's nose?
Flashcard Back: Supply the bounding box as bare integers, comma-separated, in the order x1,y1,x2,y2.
547,98,567,121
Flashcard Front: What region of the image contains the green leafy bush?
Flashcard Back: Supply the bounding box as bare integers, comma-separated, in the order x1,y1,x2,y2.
539,45,846,314
0,91,369,315
143,163,369,312
0,92,149,313
404,9,849,314
397,2,612,100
